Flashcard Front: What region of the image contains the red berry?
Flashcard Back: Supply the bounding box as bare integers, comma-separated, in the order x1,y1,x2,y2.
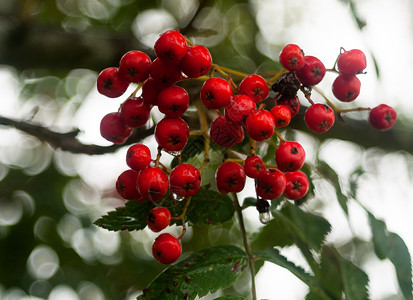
225,94,256,125
141,77,162,106
270,105,291,128
296,56,326,86
244,155,266,178
126,144,151,171
100,112,132,144
200,77,233,109
275,141,306,172
152,233,181,264
284,171,309,200
275,95,300,118
116,170,142,201
155,117,190,152
97,67,129,98
216,162,246,194
137,167,169,201
304,104,335,133
368,104,397,130
118,50,151,83
147,207,171,232
279,44,305,71
337,49,367,76
332,74,361,102
256,168,286,200
120,96,151,128
154,30,187,62
209,115,244,148
180,45,212,78
150,58,181,87
157,85,189,117
169,163,201,197
238,74,269,103
245,109,275,141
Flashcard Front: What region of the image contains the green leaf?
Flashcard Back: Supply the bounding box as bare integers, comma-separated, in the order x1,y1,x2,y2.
137,245,248,300
171,135,205,169
213,296,247,300
93,200,153,231
262,134,279,163
242,197,257,208
251,214,294,250
368,213,412,298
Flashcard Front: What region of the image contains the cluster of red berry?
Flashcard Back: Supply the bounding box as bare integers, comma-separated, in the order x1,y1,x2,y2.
96,29,397,264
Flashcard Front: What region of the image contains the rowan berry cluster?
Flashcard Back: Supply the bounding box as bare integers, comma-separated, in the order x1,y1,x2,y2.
96,29,397,265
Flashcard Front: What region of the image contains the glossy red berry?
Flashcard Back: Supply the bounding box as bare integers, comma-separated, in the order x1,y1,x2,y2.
120,96,151,128
152,233,181,264
270,105,291,128
116,170,141,201
155,117,190,152
275,95,300,118
275,141,306,172
180,45,212,78
141,77,162,106
97,67,129,98
216,162,246,194
100,112,132,144
337,49,367,76
279,44,305,71
147,207,171,232
169,163,201,197
245,109,275,141
157,85,189,117
200,77,233,109
137,167,169,201
256,168,286,200
154,30,187,62
332,74,361,102
296,56,326,86
225,94,256,125
210,115,244,148
304,104,335,133
368,104,397,130
150,58,181,87
284,171,309,200
126,144,151,171
118,50,151,83
244,155,266,178
238,74,269,103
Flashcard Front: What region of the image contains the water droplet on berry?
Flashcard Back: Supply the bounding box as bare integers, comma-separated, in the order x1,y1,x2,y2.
259,211,271,224
171,192,185,202
166,150,182,157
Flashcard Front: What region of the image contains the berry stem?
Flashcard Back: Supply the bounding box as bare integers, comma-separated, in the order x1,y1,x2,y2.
273,130,285,143
299,86,315,105
172,197,192,240
249,138,256,156
267,68,288,85
231,192,257,300
215,64,249,79
196,101,211,171
155,146,162,168
129,82,144,98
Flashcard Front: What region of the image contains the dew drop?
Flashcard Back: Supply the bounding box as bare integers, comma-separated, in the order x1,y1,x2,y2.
171,193,185,202
166,150,182,157
259,211,271,224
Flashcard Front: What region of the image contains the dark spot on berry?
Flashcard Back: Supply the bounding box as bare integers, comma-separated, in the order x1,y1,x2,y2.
346,91,355,100
311,66,321,78
253,87,262,96
127,68,137,78
170,104,181,112
103,79,112,90
290,147,298,154
169,136,181,145
292,180,302,191
205,91,214,101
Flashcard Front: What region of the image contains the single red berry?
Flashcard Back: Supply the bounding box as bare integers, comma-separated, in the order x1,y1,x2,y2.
304,104,335,133
337,49,367,76
157,85,189,117
155,117,189,152
225,94,256,125
200,77,233,109
180,45,212,78
169,163,201,197
150,58,181,87
275,141,306,172
284,171,309,200
244,155,266,178
116,170,142,201
126,144,151,171
100,112,132,144
275,95,300,118
147,207,171,233
118,50,151,83
332,74,361,102
97,67,129,98
152,233,182,264
296,55,326,86
238,74,269,103
154,30,187,62
368,104,397,130
216,162,246,194
245,109,275,141
256,168,286,200
137,167,169,201
120,96,151,127
270,105,291,128
141,77,163,106
210,115,244,148
279,44,305,71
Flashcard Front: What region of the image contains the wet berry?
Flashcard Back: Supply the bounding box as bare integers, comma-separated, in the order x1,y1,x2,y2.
216,162,246,194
